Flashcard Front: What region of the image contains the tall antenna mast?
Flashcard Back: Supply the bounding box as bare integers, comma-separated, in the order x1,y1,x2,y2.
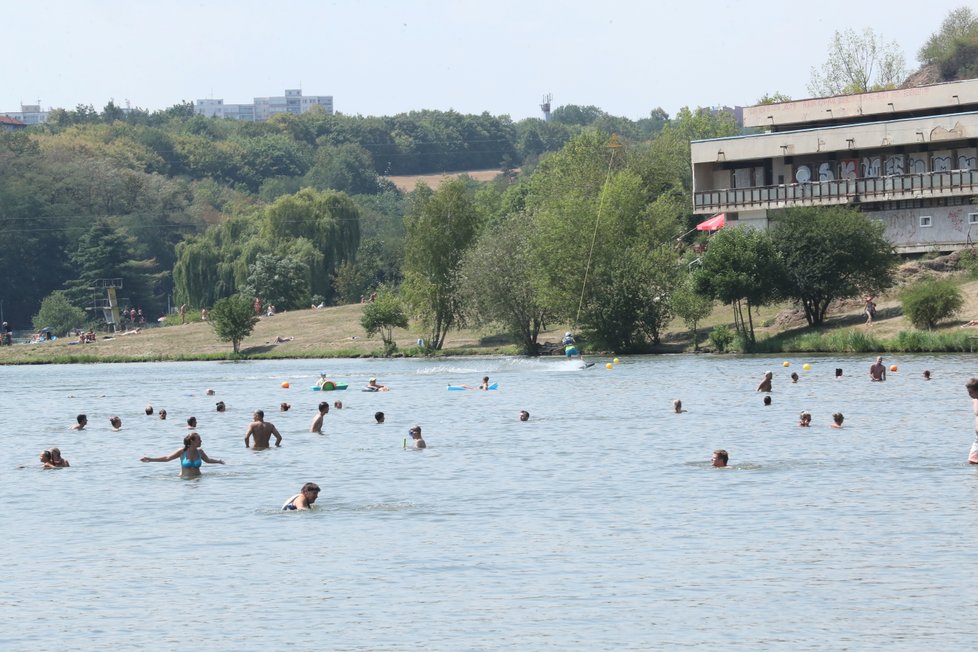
540,93,552,121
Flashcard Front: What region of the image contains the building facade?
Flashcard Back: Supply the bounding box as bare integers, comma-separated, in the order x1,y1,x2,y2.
1,104,48,125
195,89,332,121
690,79,978,253
0,115,27,131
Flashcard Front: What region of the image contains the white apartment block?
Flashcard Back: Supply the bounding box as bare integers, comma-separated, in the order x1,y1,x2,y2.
195,89,333,122
1,104,49,125
691,79,978,253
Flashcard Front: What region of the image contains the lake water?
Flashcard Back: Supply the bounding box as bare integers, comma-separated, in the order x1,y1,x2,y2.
1,354,976,650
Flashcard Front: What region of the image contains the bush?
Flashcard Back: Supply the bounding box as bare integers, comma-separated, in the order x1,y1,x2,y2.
708,325,735,352
32,291,87,336
210,295,259,353
900,279,963,329
360,285,408,356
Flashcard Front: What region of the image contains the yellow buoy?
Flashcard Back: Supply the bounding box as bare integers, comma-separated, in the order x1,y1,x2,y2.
281,381,290,389
605,363,613,369
783,361,790,367
613,358,620,364
802,363,812,371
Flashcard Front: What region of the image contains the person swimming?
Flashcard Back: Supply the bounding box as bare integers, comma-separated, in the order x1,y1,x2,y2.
409,425,426,449
712,449,729,468
831,412,845,428
141,432,224,478
282,482,320,511
519,410,530,421
798,411,812,427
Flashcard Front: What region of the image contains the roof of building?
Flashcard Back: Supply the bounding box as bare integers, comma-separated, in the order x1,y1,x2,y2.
0,115,27,126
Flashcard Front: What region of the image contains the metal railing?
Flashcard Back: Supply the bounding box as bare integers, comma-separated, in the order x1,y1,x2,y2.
694,169,978,212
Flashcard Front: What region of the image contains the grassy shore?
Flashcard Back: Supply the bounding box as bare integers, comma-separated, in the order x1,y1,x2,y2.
4,270,978,364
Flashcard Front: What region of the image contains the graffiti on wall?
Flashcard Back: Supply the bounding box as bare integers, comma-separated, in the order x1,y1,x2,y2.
839,159,858,179
861,156,881,177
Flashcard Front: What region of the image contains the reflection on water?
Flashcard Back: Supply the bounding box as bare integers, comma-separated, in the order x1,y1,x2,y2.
1,354,977,649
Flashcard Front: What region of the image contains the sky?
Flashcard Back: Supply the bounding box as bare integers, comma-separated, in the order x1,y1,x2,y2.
1,0,971,121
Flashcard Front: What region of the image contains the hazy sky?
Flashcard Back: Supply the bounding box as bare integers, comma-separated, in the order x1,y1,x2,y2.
1,0,968,120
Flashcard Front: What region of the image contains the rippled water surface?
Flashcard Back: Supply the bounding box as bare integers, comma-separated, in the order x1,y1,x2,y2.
2,354,977,650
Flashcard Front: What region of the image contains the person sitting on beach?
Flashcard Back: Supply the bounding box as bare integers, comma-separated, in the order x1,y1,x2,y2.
520,410,530,422
187,416,197,429
712,449,729,468
831,412,845,428
756,371,773,392
245,410,282,449
365,377,388,392
70,414,87,430
798,411,812,427
49,448,70,468
310,402,329,434
375,411,385,424
141,432,224,478
869,356,887,382
282,483,321,511
109,416,123,431
216,401,226,412
672,399,686,414
409,425,426,449
158,409,167,420
275,335,294,343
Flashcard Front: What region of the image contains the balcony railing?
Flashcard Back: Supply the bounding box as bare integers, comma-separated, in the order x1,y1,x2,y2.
694,169,978,213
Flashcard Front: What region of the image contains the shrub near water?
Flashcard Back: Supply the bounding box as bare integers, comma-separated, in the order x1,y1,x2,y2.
900,279,963,329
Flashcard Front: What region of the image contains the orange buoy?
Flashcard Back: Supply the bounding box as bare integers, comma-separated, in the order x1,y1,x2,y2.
889,365,897,372
281,381,290,389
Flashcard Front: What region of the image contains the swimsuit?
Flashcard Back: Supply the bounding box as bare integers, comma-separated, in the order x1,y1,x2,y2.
282,494,301,510
181,452,203,469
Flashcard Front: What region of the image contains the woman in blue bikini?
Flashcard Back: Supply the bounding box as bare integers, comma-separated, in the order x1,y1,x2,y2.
140,432,224,478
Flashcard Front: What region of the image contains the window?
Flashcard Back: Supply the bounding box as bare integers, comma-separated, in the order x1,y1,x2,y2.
919,215,932,227
969,213,978,225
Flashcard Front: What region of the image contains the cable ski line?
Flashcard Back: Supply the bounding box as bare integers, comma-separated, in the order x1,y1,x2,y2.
574,134,623,328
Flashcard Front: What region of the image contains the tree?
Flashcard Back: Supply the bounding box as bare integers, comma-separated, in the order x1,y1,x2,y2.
401,179,483,350
360,285,409,355
901,279,963,329
756,92,793,105
32,291,87,337
210,295,259,354
808,28,906,96
670,273,714,351
693,227,783,344
919,7,978,65
242,253,310,311
769,206,895,327
460,213,552,355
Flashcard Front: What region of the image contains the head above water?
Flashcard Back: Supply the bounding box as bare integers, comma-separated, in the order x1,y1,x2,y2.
519,410,530,421
144,405,154,415
375,411,385,424
712,449,729,467
187,416,197,427
159,409,167,420
216,401,226,412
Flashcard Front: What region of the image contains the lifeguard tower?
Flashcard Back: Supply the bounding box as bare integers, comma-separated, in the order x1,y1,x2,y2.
87,278,125,333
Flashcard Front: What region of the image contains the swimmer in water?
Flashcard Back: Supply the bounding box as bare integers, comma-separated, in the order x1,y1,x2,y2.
409,425,426,449
365,377,388,392
144,405,154,416
756,371,773,393
869,356,886,382
831,412,845,428
216,401,226,412
282,482,320,511
712,449,729,468
159,409,167,420
141,432,224,478
310,402,329,434
798,411,812,427
375,411,385,424
763,396,772,406
39,450,55,469
923,370,931,381
790,372,799,384
187,416,197,429
479,376,491,390
334,400,343,410
109,416,123,431
519,410,530,421
280,402,291,412
672,399,686,414
49,448,69,468
70,414,87,430
966,378,978,464
245,410,282,449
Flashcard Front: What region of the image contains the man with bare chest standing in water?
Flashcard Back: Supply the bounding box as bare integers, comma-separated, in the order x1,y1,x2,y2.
245,410,282,449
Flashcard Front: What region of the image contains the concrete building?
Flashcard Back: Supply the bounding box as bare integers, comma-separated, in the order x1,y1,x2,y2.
690,79,978,253
1,104,48,125
195,89,332,122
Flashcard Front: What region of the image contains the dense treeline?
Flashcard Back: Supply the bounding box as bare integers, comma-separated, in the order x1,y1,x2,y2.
0,100,669,327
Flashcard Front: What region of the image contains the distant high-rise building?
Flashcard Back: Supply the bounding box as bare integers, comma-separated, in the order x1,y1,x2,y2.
195,89,333,121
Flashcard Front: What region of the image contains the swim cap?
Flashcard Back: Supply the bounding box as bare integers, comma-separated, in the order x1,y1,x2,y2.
369,377,376,382
565,332,572,337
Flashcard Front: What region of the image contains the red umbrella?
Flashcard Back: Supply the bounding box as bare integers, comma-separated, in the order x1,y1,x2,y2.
696,213,726,231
